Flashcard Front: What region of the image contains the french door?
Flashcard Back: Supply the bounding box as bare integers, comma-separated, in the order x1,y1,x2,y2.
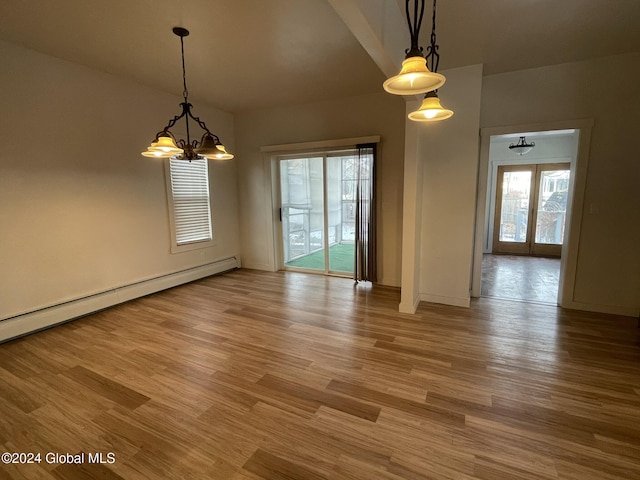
279,153,365,275
493,163,570,257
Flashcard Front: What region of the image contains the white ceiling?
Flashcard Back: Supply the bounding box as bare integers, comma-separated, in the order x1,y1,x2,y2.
1,0,639,113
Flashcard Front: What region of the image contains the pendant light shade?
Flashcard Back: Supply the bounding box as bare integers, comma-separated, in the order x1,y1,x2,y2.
211,145,234,160
141,148,173,159
408,91,453,122
195,134,234,160
383,56,445,95
195,134,223,155
141,135,183,158
383,1,446,96
141,27,233,161
147,135,183,154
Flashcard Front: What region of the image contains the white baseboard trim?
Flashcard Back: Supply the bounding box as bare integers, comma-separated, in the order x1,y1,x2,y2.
242,261,277,272
562,300,639,318
0,257,239,343
420,293,471,308
399,294,421,314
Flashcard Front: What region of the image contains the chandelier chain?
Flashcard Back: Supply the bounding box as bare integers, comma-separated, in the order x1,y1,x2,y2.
177,34,192,145
426,0,440,74
180,35,189,102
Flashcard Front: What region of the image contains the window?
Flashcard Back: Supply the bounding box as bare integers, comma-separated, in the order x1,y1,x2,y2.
166,158,213,252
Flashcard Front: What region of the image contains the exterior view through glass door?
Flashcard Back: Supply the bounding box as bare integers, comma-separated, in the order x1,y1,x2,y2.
279,152,362,275
493,163,570,256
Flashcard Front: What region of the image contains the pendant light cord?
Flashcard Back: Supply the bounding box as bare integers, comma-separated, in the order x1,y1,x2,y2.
425,0,440,73
404,0,425,58
180,35,189,103
178,34,191,144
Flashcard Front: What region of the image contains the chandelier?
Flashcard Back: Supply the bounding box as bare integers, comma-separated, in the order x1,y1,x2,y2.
509,136,536,155
141,27,233,161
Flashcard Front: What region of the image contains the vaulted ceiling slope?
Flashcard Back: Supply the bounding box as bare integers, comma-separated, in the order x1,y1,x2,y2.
1,0,639,113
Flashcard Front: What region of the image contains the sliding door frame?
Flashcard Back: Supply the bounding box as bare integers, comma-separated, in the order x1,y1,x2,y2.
260,136,380,275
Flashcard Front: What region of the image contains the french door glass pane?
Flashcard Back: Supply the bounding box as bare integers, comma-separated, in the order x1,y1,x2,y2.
499,171,531,243
535,169,570,245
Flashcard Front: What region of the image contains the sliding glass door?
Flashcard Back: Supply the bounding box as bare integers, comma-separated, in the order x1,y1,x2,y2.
279,153,359,275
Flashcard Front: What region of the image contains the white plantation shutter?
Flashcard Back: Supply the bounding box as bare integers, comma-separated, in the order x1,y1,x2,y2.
169,158,212,245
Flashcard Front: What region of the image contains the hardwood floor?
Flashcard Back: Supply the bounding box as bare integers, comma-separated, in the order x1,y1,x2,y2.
0,269,639,479
481,254,560,305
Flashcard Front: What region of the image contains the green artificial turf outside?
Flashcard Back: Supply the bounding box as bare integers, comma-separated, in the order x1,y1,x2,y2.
285,243,354,273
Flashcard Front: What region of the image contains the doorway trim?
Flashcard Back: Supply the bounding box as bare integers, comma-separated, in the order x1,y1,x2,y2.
471,119,594,307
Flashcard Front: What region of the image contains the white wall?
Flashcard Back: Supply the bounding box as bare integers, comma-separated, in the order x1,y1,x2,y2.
0,40,240,323
416,65,483,307
399,102,423,312
481,52,640,315
234,92,406,287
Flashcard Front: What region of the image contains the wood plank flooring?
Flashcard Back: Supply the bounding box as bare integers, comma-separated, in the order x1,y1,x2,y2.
0,269,639,479
481,254,560,305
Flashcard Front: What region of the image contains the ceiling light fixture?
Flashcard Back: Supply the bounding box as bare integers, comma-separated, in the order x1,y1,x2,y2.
407,0,453,122
141,27,233,161
509,136,536,155
383,0,445,95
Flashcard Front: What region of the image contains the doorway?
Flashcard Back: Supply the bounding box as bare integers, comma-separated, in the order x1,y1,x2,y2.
471,122,593,306
493,163,570,257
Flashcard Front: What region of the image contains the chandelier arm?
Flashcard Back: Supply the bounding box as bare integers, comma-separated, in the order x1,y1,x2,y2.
156,104,189,137
156,102,222,147
186,108,219,142
404,0,425,58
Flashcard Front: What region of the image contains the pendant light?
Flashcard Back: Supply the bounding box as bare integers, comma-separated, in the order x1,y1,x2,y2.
408,0,453,122
408,91,453,122
383,0,445,95
509,136,536,155
141,27,233,161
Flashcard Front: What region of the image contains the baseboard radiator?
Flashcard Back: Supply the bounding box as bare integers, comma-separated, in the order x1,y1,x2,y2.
0,256,240,343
